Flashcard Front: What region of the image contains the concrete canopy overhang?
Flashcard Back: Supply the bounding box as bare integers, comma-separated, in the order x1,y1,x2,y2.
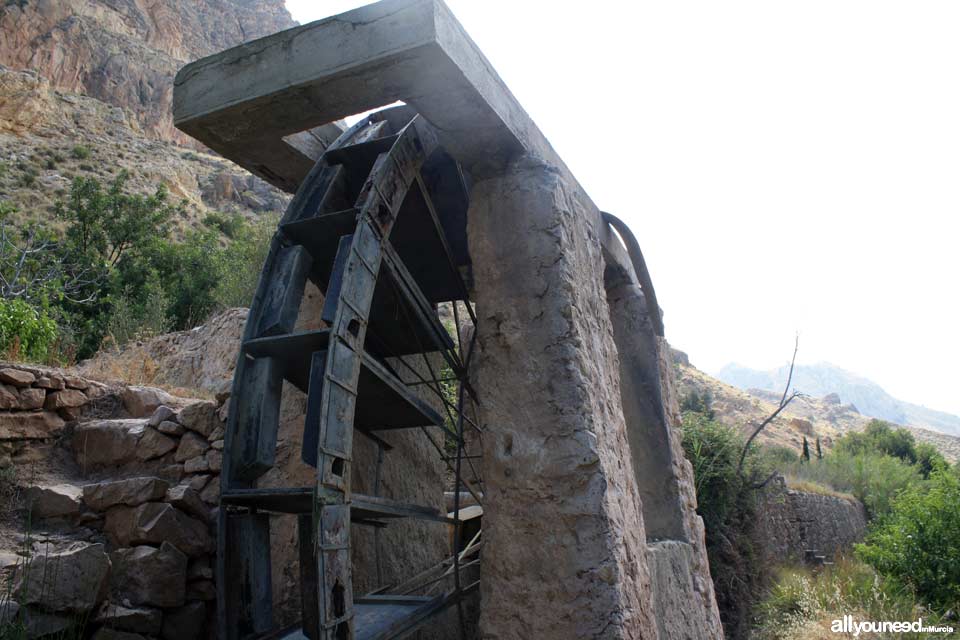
173,0,640,285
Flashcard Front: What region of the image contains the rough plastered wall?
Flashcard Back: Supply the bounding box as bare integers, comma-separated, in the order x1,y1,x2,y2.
467,155,658,639
606,283,723,640
755,475,868,563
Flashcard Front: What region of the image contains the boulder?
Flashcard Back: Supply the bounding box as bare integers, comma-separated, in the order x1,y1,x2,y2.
789,417,815,436
175,432,209,463
199,480,219,505
147,406,176,427
177,401,219,438
63,375,90,390
0,384,19,409
21,608,74,638
73,419,143,466
0,368,35,387
157,420,185,436
23,484,83,518
206,449,222,472
136,428,177,460
209,439,224,451
15,543,110,613
0,411,64,440
187,475,211,492
105,503,211,557
110,543,187,608
36,375,66,390
95,603,162,635
18,387,46,410
122,386,177,418
183,456,209,474
165,485,209,521
83,477,170,512
44,389,88,410
207,425,225,442
161,602,206,640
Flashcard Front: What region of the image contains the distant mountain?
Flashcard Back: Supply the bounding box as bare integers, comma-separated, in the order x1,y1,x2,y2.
716,362,960,438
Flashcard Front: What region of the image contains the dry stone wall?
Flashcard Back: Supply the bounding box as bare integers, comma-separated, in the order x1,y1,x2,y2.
0,364,227,639
755,475,868,562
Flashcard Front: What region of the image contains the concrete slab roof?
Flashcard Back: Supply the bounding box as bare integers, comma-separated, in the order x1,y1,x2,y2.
173,0,646,299
173,0,564,193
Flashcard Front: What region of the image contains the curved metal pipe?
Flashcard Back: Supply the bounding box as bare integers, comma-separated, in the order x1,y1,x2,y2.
601,211,665,337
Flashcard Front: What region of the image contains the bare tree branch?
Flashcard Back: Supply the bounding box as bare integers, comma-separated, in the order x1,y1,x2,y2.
736,335,803,479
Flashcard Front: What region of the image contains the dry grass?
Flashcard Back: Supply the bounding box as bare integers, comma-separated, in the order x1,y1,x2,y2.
73,350,212,400
784,475,856,502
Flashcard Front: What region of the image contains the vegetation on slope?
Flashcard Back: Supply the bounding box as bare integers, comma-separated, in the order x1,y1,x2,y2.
0,172,273,363
681,391,960,639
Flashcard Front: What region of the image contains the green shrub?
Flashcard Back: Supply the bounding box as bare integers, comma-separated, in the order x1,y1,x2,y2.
70,144,91,160
857,469,960,612
753,558,947,640
212,216,274,309
787,450,920,519
837,419,918,464
681,412,768,638
0,298,57,362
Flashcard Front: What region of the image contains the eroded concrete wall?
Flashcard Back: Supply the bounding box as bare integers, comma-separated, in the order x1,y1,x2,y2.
605,284,723,639
467,155,658,639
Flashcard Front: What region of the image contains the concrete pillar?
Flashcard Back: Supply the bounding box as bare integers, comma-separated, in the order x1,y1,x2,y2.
605,283,724,639
467,156,658,639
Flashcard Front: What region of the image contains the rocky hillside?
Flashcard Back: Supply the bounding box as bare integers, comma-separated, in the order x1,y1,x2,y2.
718,362,960,437
0,66,287,233
674,352,960,463
0,0,295,145
0,0,297,231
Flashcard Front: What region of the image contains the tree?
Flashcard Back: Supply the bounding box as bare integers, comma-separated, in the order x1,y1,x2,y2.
801,436,810,463
0,202,101,305
55,171,179,268
815,436,822,460
857,470,960,612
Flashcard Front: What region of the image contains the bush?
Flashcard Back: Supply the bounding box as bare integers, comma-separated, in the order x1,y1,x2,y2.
837,419,918,464
857,470,960,612
753,558,947,640
71,144,91,160
681,412,769,638
0,298,57,362
787,449,920,519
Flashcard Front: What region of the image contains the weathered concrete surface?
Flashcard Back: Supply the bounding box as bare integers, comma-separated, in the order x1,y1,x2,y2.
173,0,564,190
468,155,657,639
755,475,868,562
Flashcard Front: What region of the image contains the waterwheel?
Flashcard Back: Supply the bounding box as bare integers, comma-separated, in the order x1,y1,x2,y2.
218,106,482,640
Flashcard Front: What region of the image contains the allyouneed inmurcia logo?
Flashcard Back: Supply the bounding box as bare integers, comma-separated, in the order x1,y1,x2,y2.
831,615,955,636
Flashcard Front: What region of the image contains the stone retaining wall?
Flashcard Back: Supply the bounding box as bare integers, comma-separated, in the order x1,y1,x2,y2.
0,364,225,640
755,474,868,563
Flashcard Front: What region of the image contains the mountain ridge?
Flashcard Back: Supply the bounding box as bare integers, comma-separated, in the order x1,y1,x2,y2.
716,361,960,438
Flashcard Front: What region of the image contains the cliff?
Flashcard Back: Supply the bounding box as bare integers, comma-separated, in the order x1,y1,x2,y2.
0,0,295,145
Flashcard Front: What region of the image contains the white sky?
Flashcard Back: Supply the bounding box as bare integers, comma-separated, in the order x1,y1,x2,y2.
286,1,960,415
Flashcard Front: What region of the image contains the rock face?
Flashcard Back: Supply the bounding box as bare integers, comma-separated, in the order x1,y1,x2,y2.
755,475,869,562
110,543,188,608
104,503,211,557
15,543,111,613
78,308,247,395
0,0,295,145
